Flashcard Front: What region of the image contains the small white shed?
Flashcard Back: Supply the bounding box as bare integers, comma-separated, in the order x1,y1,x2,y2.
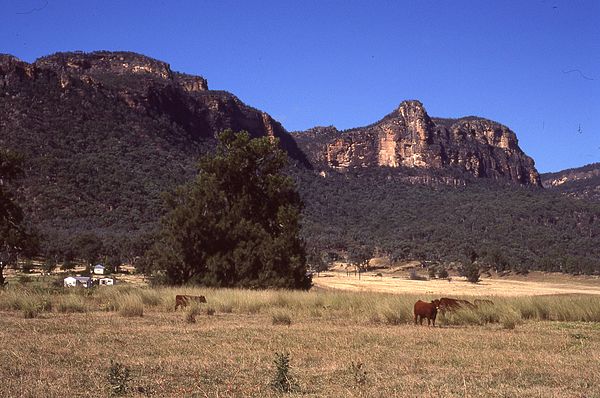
98,278,114,286
64,276,77,287
93,264,105,275
64,276,93,288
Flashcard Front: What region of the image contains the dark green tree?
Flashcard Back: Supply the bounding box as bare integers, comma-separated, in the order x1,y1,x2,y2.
72,233,103,266
0,149,38,286
460,248,480,283
145,130,311,289
306,248,331,276
348,245,372,279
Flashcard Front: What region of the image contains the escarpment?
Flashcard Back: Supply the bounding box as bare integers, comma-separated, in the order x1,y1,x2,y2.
293,100,540,186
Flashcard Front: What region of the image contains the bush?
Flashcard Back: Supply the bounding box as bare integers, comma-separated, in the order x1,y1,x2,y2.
271,352,298,393
272,310,292,326
61,261,76,271
185,303,202,323
500,309,522,330
437,267,449,279
107,360,131,396
138,289,161,307
379,307,408,325
57,295,88,313
461,263,480,283
349,361,368,388
118,294,144,317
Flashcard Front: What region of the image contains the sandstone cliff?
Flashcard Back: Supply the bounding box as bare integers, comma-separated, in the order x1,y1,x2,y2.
542,163,600,201
0,51,305,163
293,100,540,186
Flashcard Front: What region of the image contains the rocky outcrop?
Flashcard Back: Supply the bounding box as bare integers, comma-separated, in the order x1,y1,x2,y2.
541,163,600,201
35,51,175,80
1,51,305,163
0,54,36,88
293,100,541,186
174,72,208,92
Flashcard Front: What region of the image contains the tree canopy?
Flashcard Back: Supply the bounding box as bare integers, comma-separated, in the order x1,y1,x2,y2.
144,130,311,289
0,149,37,286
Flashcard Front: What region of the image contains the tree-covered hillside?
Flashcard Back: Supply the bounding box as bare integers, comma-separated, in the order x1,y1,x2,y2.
294,168,600,274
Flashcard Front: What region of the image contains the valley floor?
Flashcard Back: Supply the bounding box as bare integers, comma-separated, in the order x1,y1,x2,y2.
2,303,600,397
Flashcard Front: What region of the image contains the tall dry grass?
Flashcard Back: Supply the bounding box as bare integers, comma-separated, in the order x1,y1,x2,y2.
2,284,600,325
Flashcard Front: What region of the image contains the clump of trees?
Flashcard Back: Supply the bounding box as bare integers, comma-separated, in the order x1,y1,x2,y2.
0,149,38,286
142,131,311,289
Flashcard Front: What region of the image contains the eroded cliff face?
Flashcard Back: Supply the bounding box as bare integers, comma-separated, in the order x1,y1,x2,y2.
541,163,600,201
0,51,305,163
294,100,540,186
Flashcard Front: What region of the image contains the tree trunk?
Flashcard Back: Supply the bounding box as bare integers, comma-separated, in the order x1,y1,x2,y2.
0,265,6,287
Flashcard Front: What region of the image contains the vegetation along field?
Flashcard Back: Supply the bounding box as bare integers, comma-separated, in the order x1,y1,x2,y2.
2,283,600,397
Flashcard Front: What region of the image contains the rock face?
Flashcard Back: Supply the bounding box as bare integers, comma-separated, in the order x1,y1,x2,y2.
293,100,540,186
541,163,600,201
0,51,304,162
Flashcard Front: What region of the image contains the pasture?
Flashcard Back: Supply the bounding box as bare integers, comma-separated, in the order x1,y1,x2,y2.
314,269,600,297
2,284,600,397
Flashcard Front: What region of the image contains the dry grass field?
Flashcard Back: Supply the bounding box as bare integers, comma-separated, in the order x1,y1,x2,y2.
313,269,600,297
1,283,600,397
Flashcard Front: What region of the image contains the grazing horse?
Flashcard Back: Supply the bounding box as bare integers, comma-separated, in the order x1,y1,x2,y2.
175,294,207,310
414,299,440,326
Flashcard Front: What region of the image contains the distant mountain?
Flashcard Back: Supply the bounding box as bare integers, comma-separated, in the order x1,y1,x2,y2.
541,163,600,202
293,100,540,186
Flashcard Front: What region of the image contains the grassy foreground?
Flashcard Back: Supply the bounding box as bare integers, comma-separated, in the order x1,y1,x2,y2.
1,286,600,397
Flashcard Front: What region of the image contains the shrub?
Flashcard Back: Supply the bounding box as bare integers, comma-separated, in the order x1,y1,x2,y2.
461,263,480,283
379,307,407,325
61,261,76,271
185,303,202,323
118,294,144,317
107,360,131,396
349,361,368,388
500,309,522,330
437,267,449,279
272,310,292,326
138,289,161,307
271,352,298,393
57,295,88,313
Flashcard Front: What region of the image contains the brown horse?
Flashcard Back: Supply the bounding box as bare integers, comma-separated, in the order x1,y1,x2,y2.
175,294,207,310
414,299,440,326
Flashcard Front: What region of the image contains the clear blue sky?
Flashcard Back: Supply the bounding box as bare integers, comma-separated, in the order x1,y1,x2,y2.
1,0,598,172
